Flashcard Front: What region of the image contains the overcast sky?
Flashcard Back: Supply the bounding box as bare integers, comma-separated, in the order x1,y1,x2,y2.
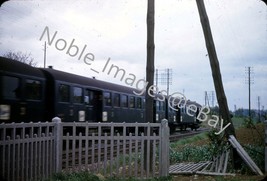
0,0,266,111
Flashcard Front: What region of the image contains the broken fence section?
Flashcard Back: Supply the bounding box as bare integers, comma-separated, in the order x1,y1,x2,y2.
169,150,235,176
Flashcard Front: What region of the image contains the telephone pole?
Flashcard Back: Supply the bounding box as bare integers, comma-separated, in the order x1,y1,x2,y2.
196,0,235,137
43,41,47,68
155,68,172,96
245,66,253,121
258,96,261,122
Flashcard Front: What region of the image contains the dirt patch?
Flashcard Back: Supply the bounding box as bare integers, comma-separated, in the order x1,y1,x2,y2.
236,123,264,146
172,174,266,181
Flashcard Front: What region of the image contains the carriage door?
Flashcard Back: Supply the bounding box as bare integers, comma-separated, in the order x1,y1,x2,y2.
84,89,102,122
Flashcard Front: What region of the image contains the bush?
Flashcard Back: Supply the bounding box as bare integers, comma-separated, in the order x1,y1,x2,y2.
49,172,173,181
51,171,100,181
239,144,265,174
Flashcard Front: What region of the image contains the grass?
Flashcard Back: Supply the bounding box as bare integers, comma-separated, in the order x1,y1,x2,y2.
232,117,245,128
48,172,172,181
170,132,209,148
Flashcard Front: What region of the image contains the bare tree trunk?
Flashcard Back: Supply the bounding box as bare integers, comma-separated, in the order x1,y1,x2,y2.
195,0,235,137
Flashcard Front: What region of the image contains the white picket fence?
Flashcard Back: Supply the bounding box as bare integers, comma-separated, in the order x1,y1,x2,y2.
0,118,169,181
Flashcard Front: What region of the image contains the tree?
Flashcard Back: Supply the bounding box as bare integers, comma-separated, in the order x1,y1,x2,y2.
2,51,37,67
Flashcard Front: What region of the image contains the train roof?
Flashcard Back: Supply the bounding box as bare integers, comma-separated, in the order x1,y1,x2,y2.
40,67,141,95
186,100,202,107
0,56,45,79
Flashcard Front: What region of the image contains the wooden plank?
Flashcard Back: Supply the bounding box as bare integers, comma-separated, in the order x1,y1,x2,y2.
169,161,211,174
229,135,263,175
196,171,236,176
223,151,230,173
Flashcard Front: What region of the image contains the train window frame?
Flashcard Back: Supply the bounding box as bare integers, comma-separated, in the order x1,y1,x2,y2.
84,89,94,105
0,75,21,99
136,97,142,109
129,96,135,108
113,93,120,107
160,101,166,111
156,100,160,111
25,79,42,101
58,84,70,102
73,86,83,104
121,94,128,108
103,92,111,107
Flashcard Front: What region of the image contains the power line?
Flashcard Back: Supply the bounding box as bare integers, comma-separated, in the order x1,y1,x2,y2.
155,68,172,96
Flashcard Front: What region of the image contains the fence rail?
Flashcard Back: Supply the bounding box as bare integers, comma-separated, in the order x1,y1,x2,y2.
0,118,169,181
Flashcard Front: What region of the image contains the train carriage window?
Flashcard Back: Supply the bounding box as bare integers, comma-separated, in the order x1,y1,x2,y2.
103,92,111,106
161,101,165,111
59,84,70,102
73,87,83,103
1,76,20,99
156,100,160,111
26,79,42,100
113,93,120,107
84,89,94,105
129,96,135,108
121,95,128,108
137,97,142,109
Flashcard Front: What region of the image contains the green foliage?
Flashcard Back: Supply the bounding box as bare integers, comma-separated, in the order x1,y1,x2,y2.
49,172,173,181
51,171,101,181
239,144,264,174
207,129,229,157
242,118,255,128
105,176,172,181
170,132,208,147
170,145,212,163
169,132,212,163
232,117,244,128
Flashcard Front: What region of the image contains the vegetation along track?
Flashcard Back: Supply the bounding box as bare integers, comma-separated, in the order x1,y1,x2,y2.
169,128,209,142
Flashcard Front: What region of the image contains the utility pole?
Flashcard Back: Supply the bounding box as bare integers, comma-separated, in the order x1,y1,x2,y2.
245,66,253,121
155,69,158,89
43,41,47,68
204,91,209,107
258,96,261,122
145,0,154,172
196,0,235,137
146,0,155,123
156,68,172,96
211,91,215,108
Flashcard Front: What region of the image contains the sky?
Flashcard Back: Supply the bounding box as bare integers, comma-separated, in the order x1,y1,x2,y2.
0,0,266,112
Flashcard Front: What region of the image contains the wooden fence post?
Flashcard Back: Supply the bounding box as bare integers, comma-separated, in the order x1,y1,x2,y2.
160,119,169,176
265,120,267,174
52,117,62,173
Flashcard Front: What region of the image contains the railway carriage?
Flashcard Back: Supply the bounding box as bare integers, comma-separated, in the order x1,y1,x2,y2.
40,67,146,124
0,56,201,132
0,57,46,123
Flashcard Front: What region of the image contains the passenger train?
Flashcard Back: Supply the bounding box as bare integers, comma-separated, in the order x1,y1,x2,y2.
0,56,201,132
